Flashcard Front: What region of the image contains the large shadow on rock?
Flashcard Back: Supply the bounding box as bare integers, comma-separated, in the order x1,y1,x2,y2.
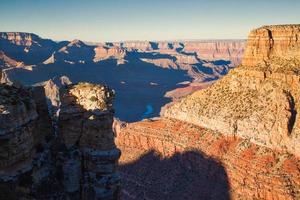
5,55,192,122
119,150,231,200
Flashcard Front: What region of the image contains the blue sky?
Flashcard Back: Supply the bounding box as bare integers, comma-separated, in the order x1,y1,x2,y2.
1,0,299,42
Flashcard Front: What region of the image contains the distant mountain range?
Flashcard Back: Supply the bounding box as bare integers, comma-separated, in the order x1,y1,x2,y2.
0,32,245,121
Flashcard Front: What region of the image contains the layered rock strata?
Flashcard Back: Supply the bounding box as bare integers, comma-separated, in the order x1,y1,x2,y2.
163,24,300,156
58,82,120,200
116,119,300,200
242,25,300,66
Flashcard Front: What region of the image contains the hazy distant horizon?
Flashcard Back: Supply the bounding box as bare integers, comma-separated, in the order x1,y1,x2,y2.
1,0,299,42
1,31,248,43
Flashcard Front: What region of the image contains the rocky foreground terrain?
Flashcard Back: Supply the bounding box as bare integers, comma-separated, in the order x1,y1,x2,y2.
0,32,244,121
0,82,120,199
115,24,300,200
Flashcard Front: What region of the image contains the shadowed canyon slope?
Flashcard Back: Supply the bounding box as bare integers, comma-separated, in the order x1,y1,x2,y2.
0,32,244,121
116,24,300,200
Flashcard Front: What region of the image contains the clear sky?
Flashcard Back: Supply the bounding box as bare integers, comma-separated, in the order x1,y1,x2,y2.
1,0,299,42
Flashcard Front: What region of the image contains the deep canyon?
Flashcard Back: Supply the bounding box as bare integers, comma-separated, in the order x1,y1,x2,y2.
0,33,244,121
1,24,300,200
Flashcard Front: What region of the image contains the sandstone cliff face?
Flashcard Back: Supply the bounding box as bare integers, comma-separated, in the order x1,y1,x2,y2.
58,82,120,199
242,25,300,66
163,24,300,157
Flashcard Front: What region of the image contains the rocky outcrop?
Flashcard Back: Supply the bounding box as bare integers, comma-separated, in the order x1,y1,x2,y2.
163,24,300,157
242,25,300,66
58,82,120,199
0,84,56,199
0,84,38,168
44,76,72,109
0,81,120,199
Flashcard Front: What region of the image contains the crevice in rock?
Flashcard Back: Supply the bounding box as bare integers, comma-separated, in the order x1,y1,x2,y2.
286,92,297,135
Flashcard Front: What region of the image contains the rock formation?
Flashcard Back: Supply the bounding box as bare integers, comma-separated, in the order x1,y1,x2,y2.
0,81,121,199
242,25,300,66
163,24,300,156
115,24,300,200
57,82,121,199
0,84,56,199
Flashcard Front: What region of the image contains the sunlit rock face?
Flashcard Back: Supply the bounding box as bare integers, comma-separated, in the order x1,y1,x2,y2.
163,24,300,156
242,25,300,66
58,82,120,200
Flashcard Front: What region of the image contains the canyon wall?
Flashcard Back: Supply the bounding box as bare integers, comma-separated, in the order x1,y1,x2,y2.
116,24,300,200
163,24,300,156
115,40,245,66
242,25,300,66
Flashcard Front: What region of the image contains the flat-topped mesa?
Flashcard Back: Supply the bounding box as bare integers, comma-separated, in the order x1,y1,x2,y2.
58,82,120,200
242,24,300,66
163,24,300,157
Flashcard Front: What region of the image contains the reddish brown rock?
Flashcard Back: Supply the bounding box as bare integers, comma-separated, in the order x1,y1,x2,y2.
116,118,300,200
